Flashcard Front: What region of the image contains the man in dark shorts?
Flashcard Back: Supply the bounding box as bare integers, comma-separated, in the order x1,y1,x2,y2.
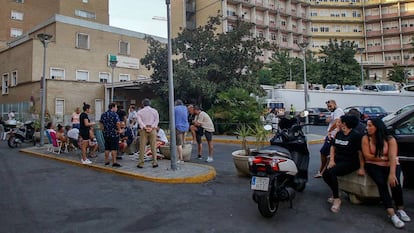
100,103,122,167
193,105,215,162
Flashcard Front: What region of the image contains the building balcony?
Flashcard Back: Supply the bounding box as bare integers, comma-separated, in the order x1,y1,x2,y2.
366,45,382,53
402,27,414,33
381,13,399,20
366,30,382,37
403,44,413,50
365,15,381,21
383,44,402,51
382,28,400,35
401,11,414,18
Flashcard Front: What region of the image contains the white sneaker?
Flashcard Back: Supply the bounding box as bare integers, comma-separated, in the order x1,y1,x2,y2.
390,214,405,228
81,159,92,164
205,157,214,163
397,210,411,222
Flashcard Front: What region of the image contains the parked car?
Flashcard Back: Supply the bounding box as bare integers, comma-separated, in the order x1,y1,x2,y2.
343,85,361,92
400,84,414,95
344,106,388,122
298,107,330,125
382,104,414,123
362,83,400,93
384,108,414,188
307,107,330,125
324,84,341,91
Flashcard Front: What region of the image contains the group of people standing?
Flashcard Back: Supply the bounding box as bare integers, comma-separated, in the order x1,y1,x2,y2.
314,99,410,228
67,98,215,168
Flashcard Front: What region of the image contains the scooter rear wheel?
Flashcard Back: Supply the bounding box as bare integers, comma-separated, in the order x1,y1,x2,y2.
8,135,19,148
257,193,278,218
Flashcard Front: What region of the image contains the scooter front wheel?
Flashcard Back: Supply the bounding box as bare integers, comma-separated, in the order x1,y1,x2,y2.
256,192,278,218
8,135,19,148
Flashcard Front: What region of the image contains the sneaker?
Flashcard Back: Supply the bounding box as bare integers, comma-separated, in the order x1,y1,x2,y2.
112,163,122,167
197,155,202,160
390,214,405,228
81,159,92,164
314,171,322,178
205,157,214,163
397,210,411,222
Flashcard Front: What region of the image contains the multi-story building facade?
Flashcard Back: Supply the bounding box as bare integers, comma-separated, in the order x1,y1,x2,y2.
172,0,414,83
0,1,165,122
172,0,312,61
362,0,414,81
0,0,109,50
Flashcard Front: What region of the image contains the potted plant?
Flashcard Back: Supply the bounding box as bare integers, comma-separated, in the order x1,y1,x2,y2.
232,123,272,177
232,124,254,177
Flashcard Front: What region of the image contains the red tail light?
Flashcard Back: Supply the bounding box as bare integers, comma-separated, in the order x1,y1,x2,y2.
251,156,286,172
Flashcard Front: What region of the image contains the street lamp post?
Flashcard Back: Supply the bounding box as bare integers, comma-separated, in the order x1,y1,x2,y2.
298,41,309,133
404,54,410,85
109,55,118,103
37,33,53,146
166,0,177,170
357,48,364,86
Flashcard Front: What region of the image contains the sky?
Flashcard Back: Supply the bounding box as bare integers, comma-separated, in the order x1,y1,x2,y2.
109,0,167,38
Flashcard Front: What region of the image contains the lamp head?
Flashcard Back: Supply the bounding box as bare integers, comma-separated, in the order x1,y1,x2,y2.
37,33,53,43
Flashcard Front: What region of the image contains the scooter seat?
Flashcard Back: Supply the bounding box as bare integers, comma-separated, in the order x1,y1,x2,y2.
252,145,291,158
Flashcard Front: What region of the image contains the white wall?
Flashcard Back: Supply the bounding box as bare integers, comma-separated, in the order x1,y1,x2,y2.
270,89,414,112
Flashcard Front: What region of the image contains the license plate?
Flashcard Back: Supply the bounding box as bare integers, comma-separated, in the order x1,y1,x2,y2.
251,176,269,191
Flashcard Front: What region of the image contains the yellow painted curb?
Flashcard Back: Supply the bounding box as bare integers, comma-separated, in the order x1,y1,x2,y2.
20,149,216,184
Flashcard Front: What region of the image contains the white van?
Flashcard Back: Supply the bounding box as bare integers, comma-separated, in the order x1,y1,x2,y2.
362,83,400,93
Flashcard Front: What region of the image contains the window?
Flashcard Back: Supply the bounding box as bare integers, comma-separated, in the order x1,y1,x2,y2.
99,72,109,83
119,74,130,82
76,70,89,81
15,0,24,3
2,73,9,95
75,9,96,19
82,0,89,3
119,41,130,55
10,28,23,38
270,33,276,40
50,68,65,80
11,11,23,21
55,99,65,123
11,71,17,86
76,33,89,49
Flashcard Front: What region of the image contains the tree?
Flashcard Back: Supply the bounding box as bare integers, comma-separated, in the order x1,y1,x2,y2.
209,87,262,134
387,63,406,84
319,39,361,87
140,15,269,109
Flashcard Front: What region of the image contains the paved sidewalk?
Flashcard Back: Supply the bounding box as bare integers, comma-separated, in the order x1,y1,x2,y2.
20,134,324,184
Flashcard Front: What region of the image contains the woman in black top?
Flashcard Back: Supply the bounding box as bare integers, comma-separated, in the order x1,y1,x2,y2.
323,115,364,213
79,102,95,164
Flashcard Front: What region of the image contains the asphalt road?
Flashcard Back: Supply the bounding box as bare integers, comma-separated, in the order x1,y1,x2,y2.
0,134,413,233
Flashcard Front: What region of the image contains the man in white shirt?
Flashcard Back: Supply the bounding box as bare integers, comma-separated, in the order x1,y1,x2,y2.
193,105,215,162
314,99,344,178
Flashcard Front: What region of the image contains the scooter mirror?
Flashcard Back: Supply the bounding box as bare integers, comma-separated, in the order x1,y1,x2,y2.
300,110,309,118
263,124,272,131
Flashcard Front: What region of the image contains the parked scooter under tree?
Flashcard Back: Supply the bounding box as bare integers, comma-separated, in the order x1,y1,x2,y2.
249,111,310,218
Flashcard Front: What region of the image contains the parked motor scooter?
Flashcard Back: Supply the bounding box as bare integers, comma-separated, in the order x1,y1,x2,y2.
249,111,310,218
7,120,36,148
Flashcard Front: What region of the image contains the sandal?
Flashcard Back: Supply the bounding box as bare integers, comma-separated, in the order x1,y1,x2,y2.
330,199,341,213
88,154,97,158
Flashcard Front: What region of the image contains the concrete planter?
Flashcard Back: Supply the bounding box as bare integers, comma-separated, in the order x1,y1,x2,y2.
159,143,193,161
232,149,254,177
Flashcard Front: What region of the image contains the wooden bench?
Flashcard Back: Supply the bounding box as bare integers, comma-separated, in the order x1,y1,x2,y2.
337,171,380,204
